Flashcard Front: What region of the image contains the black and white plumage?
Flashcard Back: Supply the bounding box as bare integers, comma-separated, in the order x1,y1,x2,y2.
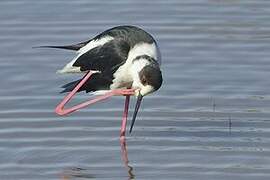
44,25,163,132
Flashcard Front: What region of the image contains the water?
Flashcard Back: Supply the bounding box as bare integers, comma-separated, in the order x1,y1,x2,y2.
1,0,270,179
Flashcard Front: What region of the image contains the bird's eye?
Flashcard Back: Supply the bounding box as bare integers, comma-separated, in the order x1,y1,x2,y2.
141,77,147,85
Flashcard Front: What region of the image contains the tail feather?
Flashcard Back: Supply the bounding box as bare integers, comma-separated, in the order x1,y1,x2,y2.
34,40,91,51
34,45,78,51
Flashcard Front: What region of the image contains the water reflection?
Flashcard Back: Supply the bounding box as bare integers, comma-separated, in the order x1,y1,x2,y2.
60,138,135,180
60,167,94,179
120,137,135,179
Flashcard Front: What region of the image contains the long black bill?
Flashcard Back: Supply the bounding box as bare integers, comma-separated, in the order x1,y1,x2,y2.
129,92,143,133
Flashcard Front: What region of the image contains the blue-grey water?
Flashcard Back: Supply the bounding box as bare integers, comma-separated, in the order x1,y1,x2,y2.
1,0,270,179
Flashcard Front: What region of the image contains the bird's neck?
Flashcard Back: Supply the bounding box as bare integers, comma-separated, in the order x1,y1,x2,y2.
130,59,149,88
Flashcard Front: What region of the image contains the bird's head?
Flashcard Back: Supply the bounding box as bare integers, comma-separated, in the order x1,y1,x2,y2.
130,55,163,133
136,65,163,96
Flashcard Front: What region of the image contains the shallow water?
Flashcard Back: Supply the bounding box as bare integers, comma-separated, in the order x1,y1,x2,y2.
1,0,270,179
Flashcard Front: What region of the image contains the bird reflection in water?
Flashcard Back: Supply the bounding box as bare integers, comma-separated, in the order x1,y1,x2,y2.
60,167,94,179
120,137,135,179
60,138,135,180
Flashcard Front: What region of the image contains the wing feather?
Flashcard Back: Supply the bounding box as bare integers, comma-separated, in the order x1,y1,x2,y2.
73,39,130,73
60,39,130,93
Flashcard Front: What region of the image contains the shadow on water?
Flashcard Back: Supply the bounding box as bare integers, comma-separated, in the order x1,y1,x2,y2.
60,138,135,180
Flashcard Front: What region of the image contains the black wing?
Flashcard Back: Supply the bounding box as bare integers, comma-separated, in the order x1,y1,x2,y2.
61,39,130,93
73,38,130,72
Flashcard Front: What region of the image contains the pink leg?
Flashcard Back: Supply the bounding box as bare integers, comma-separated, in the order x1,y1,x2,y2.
55,71,96,115
55,71,135,116
120,95,130,137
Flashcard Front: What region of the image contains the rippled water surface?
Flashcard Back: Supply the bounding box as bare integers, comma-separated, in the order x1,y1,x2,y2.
1,0,270,179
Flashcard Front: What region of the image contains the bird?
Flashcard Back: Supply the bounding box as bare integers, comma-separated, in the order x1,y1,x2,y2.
39,25,163,135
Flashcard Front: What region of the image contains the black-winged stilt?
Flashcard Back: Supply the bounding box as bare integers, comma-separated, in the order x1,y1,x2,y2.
40,25,163,137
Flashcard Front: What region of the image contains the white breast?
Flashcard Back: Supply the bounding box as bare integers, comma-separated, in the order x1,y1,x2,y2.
110,42,159,89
